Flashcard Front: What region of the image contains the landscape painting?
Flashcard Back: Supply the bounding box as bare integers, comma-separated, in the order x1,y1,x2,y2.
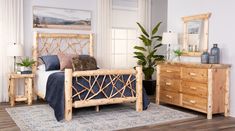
33,6,91,30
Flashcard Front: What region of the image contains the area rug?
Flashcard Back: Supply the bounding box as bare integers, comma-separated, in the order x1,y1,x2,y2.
6,103,197,131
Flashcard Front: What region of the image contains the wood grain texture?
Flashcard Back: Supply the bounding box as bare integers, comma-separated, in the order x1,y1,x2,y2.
157,63,231,119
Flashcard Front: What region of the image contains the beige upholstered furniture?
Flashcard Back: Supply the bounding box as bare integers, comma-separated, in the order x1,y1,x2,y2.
8,73,35,106
156,62,230,119
32,32,143,121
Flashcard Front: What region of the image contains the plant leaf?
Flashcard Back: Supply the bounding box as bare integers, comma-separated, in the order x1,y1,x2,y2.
151,36,162,41
134,46,147,51
143,67,154,80
154,43,163,49
134,52,145,57
139,35,151,46
152,22,162,35
137,22,149,37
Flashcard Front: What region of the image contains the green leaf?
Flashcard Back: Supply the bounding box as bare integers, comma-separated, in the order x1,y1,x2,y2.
153,55,165,61
137,22,149,37
154,43,163,49
16,57,35,67
134,46,147,51
151,36,162,41
152,22,162,35
147,50,156,59
143,67,154,80
139,35,151,46
173,49,183,56
134,52,145,57
137,60,147,66
134,55,146,61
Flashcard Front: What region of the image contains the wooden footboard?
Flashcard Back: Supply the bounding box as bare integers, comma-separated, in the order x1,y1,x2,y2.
64,66,143,121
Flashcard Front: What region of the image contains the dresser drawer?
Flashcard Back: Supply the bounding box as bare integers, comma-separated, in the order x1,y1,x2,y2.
182,81,207,98
160,90,180,105
160,77,180,92
160,66,181,79
182,68,208,83
182,94,207,113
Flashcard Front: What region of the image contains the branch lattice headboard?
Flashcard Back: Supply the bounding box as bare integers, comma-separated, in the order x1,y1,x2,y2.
32,32,94,72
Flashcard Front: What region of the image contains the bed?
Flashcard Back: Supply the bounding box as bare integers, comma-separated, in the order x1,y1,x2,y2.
32,32,147,121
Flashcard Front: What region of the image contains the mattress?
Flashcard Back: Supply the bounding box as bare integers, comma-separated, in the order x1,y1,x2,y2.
35,70,61,98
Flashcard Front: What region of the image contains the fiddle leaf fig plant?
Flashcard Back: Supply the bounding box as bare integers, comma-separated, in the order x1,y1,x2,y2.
134,22,165,80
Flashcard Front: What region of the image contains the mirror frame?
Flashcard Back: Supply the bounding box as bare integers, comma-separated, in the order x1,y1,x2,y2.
182,13,211,57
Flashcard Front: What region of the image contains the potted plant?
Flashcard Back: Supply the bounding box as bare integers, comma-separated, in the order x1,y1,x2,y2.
173,49,183,62
17,57,35,73
134,22,165,95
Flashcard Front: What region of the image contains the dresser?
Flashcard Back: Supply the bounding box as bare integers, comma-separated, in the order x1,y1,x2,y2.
156,62,231,119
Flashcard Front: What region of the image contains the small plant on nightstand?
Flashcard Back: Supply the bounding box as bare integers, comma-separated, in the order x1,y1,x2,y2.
16,57,35,73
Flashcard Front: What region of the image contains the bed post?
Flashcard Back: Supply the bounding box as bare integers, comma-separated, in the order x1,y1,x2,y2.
65,69,73,121
32,32,38,74
136,66,143,112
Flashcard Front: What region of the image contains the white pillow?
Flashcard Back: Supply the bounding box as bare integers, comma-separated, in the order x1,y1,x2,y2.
37,64,46,71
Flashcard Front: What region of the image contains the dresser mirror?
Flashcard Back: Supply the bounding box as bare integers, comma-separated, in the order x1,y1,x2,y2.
182,13,211,56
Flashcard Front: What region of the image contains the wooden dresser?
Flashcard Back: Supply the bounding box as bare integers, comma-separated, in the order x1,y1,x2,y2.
156,62,231,119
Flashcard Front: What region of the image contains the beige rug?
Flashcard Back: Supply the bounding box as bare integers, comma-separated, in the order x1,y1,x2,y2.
6,103,197,131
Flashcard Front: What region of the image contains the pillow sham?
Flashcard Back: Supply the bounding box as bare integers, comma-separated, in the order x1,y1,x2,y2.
72,55,98,71
57,52,77,71
39,55,60,71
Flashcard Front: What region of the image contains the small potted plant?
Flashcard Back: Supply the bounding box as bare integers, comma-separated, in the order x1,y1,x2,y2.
17,57,35,73
173,49,183,62
134,22,165,95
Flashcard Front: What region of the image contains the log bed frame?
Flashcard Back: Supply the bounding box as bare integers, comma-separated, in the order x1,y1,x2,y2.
32,32,143,121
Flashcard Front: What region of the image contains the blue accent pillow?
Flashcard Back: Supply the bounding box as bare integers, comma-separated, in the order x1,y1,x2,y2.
39,55,60,71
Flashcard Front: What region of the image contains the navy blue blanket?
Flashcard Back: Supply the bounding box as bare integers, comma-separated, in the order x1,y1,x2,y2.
45,72,150,121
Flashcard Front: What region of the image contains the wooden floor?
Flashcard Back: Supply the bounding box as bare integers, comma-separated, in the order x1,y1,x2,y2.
1,99,235,131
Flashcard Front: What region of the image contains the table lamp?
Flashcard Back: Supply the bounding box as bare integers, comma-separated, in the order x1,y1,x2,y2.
162,32,178,60
7,43,23,72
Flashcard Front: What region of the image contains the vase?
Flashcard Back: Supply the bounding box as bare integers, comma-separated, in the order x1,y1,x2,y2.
201,51,209,64
210,44,220,64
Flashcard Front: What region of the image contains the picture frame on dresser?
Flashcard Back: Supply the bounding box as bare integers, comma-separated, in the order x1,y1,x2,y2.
156,62,231,119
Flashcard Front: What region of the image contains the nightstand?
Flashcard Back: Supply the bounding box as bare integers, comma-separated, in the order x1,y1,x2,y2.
8,73,35,106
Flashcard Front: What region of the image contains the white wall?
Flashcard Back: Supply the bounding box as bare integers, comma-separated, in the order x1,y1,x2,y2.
151,0,168,56
23,0,97,56
168,0,235,117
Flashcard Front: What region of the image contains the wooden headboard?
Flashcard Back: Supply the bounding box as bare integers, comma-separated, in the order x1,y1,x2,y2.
32,32,94,73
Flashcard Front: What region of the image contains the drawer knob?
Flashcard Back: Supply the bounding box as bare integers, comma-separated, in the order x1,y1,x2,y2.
166,95,172,99
189,72,196,76
189,100,196,104
166,70,172,73
165,82,172,86
190,87,197,90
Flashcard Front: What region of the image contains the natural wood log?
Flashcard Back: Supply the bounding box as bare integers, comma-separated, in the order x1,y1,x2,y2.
32,32,38,74
136,66,143,112
182,13,211,22
73,69,136,77
156,65,160,105
73,97,136,108
158,62,231,69
95,106,99,112
207,69,213,119
225,68,230,116
38,33,90,39
64,69,73,121
89,34,94,57
27,78,33,105
9,78,15,107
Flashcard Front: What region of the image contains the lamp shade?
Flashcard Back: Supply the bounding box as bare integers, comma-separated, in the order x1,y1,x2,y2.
7,43,23,57
162,32,178,45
